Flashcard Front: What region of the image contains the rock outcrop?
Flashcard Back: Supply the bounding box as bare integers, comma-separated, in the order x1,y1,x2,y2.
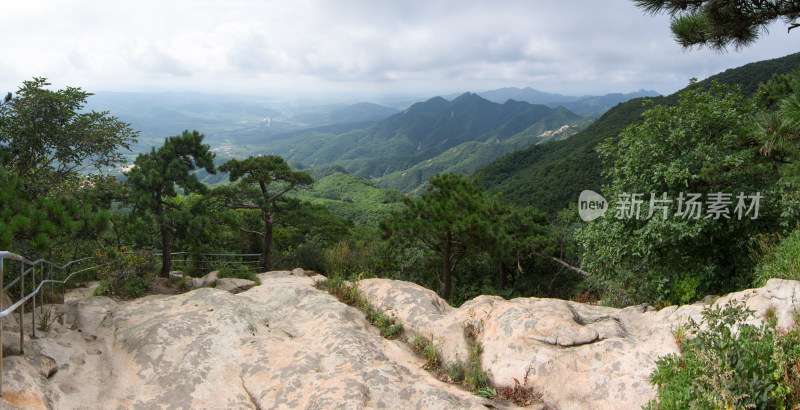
13,272,494,409
2,272,798,409
358,278,800,409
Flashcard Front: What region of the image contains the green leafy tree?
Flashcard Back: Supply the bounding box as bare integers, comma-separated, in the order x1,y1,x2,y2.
0,78,138,195
125,130,216,276
634,0,800,50
218,155,313,270
577,80,782,303
381,173,503,300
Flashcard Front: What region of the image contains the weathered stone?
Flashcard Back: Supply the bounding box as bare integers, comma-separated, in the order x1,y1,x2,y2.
1,291,19,332
24,272,490,409
190,270,219,289
359,278,800,409
1,355,59,410
215,278,256,294
10,272,799,409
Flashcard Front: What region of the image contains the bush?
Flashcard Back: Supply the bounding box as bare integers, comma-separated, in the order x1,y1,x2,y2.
93,247,155,298
120,276,150,298
647,300,800,409
446,360,466,382
412,334,442,370
324,240,376,279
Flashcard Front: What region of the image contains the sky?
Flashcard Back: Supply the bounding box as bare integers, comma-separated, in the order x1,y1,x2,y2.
2,0,798,101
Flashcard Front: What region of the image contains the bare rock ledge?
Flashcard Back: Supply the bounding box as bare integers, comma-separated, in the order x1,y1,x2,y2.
1,272,797,409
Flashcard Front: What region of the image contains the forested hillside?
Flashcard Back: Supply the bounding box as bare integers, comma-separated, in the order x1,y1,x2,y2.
476,51,800,215
253,93,584,189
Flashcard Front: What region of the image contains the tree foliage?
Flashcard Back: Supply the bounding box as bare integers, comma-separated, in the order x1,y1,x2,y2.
634,0,800,50
0,77,138,195
381,173,504,300
125,130,216,276
218,155,313,269
0,167,110,258
577,80,787,304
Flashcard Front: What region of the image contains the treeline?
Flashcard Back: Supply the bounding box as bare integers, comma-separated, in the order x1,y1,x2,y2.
0,78,586,304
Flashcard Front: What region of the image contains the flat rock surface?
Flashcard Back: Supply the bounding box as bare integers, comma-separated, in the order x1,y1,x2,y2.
6,273,799,409
23,271,492,409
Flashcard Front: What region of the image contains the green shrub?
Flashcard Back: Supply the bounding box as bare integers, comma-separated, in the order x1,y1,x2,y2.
411,333,442,370
646,300,800,409
93,247,155,298
286,243,327,273
463,321,491,391
120,276,150,298
323,240,376,279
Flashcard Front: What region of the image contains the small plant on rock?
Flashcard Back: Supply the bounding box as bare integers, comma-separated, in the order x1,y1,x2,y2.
494,367,543,407
412,333,443,370
446,359,466,383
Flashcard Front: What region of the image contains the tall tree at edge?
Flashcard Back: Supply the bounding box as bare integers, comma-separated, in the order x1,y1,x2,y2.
219,155,313,270
125,130,216,276
381,173,501,301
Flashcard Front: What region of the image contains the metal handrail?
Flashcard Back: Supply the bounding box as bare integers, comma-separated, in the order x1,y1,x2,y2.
0,250,263,397
0,251,103,398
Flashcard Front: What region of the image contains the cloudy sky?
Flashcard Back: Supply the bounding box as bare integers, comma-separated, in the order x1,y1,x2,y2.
2,0,798,100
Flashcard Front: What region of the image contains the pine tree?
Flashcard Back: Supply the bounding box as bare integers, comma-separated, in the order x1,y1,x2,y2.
634,0,800,50
218,156,313,270
381,173,502,300
125,130,216,276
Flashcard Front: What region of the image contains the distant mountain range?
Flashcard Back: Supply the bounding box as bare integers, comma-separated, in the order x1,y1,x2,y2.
84,92,401,153
86,84,662,196
474,52,800,215
447,87,660,116
250,92,588,193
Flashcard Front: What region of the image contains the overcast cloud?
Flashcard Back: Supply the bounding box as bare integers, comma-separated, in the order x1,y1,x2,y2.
2,0,798,99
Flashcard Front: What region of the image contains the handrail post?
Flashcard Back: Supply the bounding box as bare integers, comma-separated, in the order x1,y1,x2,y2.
31,265,36,339
1,257,5,398
19,262,23,354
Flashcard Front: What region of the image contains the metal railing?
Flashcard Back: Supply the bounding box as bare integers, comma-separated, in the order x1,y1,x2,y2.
0,251,102,397
0,249,264,396
154,252,262,275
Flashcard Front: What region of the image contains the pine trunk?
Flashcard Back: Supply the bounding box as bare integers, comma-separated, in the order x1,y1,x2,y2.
442,230,452,300
160,221,172,277
157,200,171,277
263,210,272,271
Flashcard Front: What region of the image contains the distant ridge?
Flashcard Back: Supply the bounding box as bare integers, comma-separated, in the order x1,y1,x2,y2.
474,52,800,215
445,87,661,116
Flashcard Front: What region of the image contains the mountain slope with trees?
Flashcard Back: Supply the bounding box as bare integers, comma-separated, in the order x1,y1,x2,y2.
254,93,584,190
475,51,800,215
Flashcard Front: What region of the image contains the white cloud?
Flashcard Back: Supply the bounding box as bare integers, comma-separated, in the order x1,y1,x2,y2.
1,0,798,98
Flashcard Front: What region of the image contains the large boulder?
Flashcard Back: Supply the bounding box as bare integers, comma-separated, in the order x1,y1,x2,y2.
358,278,800,409
188,270,218,289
